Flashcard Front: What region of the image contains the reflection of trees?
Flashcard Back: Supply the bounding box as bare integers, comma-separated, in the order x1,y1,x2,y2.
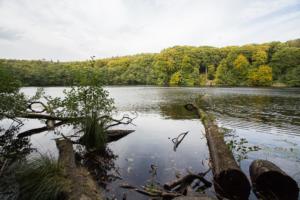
159,103,197,119
208,95,271,120
158,92,300,130
77,147,119,189
209,95,300,128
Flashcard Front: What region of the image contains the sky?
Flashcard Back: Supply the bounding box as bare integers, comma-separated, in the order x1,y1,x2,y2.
0,0,299,61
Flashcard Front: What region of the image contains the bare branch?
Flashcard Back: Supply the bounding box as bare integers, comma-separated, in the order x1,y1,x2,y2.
27,101,47,113
171,131,189,152
105,113,137,129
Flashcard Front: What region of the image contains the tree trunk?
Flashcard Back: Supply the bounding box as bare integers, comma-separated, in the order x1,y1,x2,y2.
250,159,299,200
185,104,251,200
56,139,103,200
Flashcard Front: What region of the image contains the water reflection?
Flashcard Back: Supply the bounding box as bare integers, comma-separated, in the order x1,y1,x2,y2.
106,115,212,199
79,148,119,189
16,87,300,200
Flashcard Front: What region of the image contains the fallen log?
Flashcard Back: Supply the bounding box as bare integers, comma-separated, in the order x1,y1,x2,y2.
16,113,134,138
18,121,65,138
106,129,135,142
185,103,250,200
250,159,299,200
56,139,102,200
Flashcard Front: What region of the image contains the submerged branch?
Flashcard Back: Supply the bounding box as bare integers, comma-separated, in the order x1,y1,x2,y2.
17,121,65,138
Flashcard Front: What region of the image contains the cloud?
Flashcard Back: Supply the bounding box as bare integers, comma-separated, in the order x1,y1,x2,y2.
0,27,21,41
0,0,299,60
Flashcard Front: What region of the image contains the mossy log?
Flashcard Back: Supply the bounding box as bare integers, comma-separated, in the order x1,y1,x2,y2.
56,139,102,200
185,103,251,200
250,159,299,200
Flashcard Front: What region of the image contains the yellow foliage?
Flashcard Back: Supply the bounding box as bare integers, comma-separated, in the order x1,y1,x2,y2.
248,65,272,86
234,54,249,70
252,50,268,66
169,71,182,86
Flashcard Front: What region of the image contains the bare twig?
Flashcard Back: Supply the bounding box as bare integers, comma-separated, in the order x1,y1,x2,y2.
105,113,137,129
27,101,47,113
171,131,189,151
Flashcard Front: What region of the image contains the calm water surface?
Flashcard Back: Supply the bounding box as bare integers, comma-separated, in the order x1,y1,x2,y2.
20,86,300,199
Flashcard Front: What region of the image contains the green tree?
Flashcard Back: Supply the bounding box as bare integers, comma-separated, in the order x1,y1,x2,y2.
285,66,300,86
270,47,300,82
207,65,215,80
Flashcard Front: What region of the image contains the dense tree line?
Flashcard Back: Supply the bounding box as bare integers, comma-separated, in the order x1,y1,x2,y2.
1,39,300,87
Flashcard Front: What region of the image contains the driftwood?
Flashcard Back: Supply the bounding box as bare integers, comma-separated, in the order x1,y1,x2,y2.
121,168,212,199
171,131,189,151
164,169,212,193
185,103,250,200
56,139,102,200
120,183,182,199
250,159,299,200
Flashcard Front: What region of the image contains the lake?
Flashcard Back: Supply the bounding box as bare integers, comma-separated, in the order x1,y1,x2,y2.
20,86,300,199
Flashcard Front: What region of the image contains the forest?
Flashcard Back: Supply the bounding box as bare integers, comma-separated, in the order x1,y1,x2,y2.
1,39,300,87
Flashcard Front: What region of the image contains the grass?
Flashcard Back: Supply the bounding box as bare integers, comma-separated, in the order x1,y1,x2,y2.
16,155,70,200
81,114,107,151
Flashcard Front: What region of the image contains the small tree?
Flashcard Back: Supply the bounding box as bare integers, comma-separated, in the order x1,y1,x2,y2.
233,54,250,85
0,59,134,152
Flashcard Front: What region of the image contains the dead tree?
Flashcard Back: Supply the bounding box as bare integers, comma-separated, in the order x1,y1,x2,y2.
185,103,250,200
250,159,299,200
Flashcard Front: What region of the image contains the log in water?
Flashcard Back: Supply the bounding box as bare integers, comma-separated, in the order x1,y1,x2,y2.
56,139,102,200
250,159,299,200
185,103,251,200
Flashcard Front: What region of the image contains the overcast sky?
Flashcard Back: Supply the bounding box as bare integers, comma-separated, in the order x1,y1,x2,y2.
0,0,299,61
